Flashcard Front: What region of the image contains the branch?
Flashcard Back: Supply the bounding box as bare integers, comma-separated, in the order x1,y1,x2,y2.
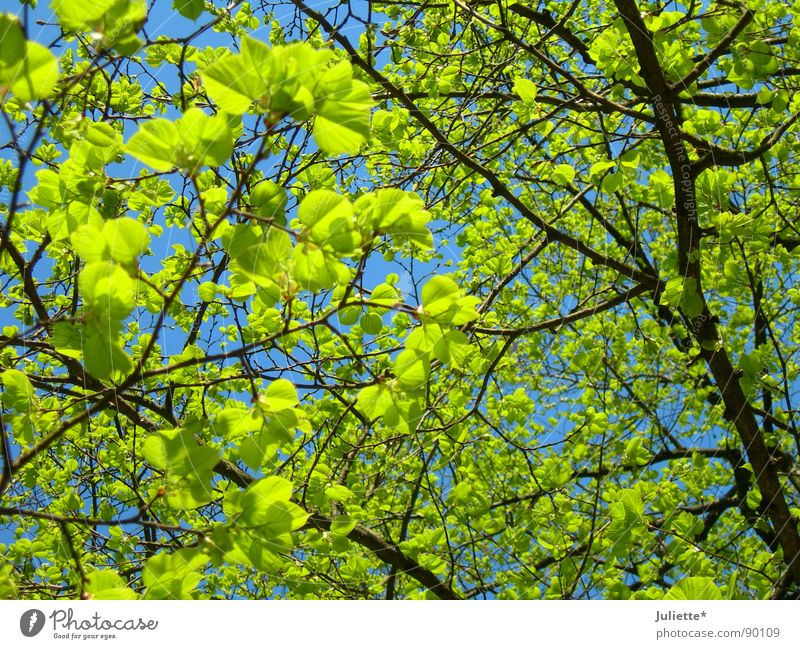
692,111,800,173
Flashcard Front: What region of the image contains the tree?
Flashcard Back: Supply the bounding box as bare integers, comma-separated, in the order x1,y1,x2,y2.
1,0,800,600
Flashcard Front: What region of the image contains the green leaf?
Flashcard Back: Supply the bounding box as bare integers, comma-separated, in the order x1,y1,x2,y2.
0,15,25,66
394,348,430,393
357,189,433,247
198,281,218,302
229,532,285,570
222,225,291,287
0,16,58,102
299,190,360,254
324,484,354,503
299,190,350,228
201,53,264,115
660,277,703,319
177,106,234,169
206,35,331,117
330,514,357,538
142,551,204,599
664,577,722,600
52,0,117,31
369,283,400,309
0,565,18,598
746,486,761,510
236,477,308,534
589,160,616,178
551,164,576,186
103,218,150,265
313,81,373,155
53,0,146,54
357,383,393,419
213,408,262,439
383,398,422,434
124,118,179,171
2,41,59,102
51,322,83,359
607,489,645,554
236,434,278,471
173,0,204,20
337,306,361,325
270,42,328,120
125,108,233,173
431,328,471,367
250,181,287,221
46,201,100,242
29,169,67,210
0,369,37,411
513,77,538,105
201,35,296,115
85,121,119,148
261,408,304,447
79,261,136,325
82,330,133,381
141,428,219,509
261,378,299,412
84,569,137,600
238,476,293,515
360,313,383,334
255,501,308,539
624,437,652,467
725,569,740,599
420,275,461,323
292,242,340,292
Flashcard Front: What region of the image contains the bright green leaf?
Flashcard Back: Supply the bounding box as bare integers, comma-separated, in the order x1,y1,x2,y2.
84,569,137,600
394,348,430,393
261,378,299,412
513,77,537,105
173,0,204,20
313,81,373,155
0,369,37,411
664,577,722,600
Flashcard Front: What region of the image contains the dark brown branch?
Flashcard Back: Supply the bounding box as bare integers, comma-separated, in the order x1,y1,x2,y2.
692,111,800,173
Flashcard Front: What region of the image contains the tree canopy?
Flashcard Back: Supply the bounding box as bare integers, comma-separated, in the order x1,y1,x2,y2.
2,0,800,600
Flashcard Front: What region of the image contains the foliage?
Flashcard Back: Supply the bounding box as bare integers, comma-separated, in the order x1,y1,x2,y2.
1,0,800,600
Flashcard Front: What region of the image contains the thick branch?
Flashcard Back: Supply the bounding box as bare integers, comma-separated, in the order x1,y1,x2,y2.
692,111,800,173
